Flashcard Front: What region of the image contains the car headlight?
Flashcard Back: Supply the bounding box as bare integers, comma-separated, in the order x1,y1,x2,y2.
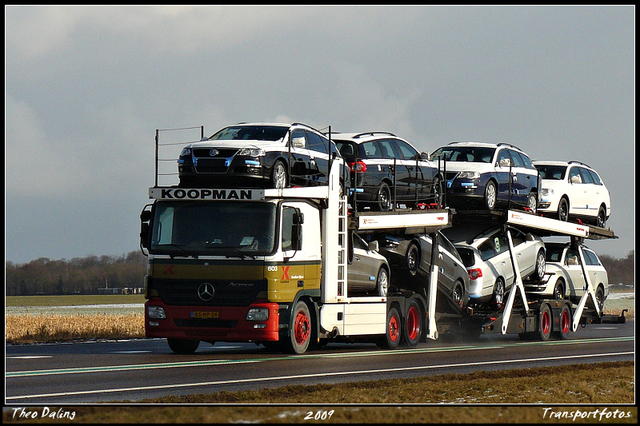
179,147,191,157
541,188,554,196
457,171,480,179
246,307,269,322
238,147,266,157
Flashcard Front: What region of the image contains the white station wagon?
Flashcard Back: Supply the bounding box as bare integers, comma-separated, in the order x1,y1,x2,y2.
533,160,611,228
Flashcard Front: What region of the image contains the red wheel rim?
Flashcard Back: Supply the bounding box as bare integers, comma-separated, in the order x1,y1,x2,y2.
541,310,551,336
389,314,400,342
561,309,570,334
406,306,419,341
294,311,310,345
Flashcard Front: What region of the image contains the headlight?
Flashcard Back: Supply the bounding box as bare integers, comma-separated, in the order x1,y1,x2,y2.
246,307,269,321
147,305,166,319
238,147,266,157
179,147,191,157
457,171,480,179
541,188,554,196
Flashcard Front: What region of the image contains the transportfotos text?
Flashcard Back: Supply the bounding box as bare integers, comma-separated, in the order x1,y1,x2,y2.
542,407,632,421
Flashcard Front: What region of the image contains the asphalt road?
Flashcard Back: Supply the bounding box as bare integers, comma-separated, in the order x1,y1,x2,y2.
5,318,634,405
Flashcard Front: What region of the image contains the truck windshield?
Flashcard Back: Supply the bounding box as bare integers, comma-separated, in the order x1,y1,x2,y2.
150,201,277,256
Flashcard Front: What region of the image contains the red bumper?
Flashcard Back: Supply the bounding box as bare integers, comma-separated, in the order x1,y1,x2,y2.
145,297,280,342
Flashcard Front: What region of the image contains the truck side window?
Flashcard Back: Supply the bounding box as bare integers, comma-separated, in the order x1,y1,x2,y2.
282,207,302,252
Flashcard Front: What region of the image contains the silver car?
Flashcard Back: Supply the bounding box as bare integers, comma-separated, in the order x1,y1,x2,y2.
347,233,390,297
524,242,609,311
455,226,546,307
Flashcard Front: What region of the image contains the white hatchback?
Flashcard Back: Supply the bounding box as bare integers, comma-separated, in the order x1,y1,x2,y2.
533,160,611,227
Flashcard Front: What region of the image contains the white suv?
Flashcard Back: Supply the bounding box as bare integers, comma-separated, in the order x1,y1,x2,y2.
533,160,611,227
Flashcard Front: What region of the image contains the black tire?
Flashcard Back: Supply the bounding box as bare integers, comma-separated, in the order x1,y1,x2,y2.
405,241,421,276
538,304,553,341
376,182,393,211
532,249,546,281
593,285,605,313
403,301,423,347
378,306,402,349
484,180,497,210
376,266,389,297
554,304,571,340
595,205,607,228
492,277,505,306
553,280,565,300
283,300,312,354
270,160,288,189
557,197,569,222
167,338,200,354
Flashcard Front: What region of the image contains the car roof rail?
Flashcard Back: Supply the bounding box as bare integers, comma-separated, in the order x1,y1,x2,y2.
353,131,396,139
568,160,592,169
496,142,523,151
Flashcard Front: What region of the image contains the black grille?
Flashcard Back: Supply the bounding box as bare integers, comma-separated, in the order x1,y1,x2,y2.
193,148,239,158
194,158,229,173
153,279,267,307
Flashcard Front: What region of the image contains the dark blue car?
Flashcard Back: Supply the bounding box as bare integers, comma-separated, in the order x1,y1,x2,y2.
430,142,540,212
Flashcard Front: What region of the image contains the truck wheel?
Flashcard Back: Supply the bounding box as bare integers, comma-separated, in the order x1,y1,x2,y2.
378,306,402,349
538,304,553,341
405,241,421,276
167,338,200,354
284,300,312,354
554,304,571,340
403,301,423,347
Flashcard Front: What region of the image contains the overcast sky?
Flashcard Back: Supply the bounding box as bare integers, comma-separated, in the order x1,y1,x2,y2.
5,5,635,264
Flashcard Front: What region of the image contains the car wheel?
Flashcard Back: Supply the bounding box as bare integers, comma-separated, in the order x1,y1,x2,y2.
432,175,443,206
484,180,497,210
593,285,605,313
452,281,464,309
526,192,537,213
376,182,393,211
167,338,199,354
533,249,546,281
405,241,421,276
595,205,607,228
492,278,505,306
270,160,288,189
553,280,565,300
557,197,569,222
376,267,389,297
538,304,553,341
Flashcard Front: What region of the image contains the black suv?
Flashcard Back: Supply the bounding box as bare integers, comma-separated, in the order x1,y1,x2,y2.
178,122,348,189
332,132,443,211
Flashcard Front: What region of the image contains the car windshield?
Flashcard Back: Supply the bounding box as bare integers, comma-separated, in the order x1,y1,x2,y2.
208,126,289,142
535,164,567,180
430,146,495,163
150,201,277,256
545,244,566,262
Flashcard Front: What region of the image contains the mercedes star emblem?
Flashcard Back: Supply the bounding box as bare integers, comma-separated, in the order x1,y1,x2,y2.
197,282,215,301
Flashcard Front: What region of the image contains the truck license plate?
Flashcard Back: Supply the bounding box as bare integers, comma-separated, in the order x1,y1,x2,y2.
191,311,219,319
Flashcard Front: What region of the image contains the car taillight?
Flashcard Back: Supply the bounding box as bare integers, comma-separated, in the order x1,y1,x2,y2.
469,268,483,280
349,161,367,173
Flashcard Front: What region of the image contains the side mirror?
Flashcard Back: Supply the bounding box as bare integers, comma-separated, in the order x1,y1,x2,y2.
140,206,152,250
291,211,304,251
499,158,511,168
292,136,306,149
368,240,380,252
420,152,430,161
570,175,581,184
